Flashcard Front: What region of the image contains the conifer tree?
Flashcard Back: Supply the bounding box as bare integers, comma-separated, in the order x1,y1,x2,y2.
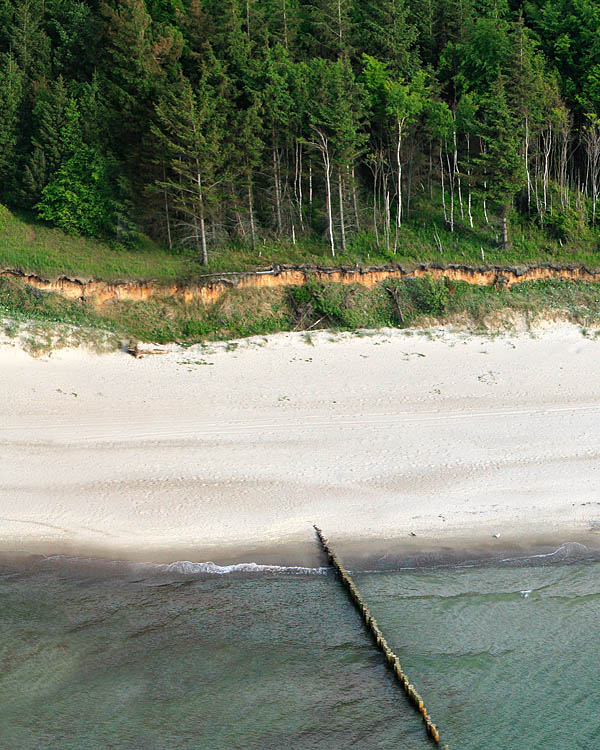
308,0,353,58
22,76,69,206
45,0,98,80
153,72,227,264
354,0,417,76
0,53,23,199
265,0,302,52
9,0,51,83
100,0,179,168
476,76,526,249
0,0,599,252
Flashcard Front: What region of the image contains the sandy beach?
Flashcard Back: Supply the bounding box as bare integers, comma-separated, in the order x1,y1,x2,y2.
1,323,600,565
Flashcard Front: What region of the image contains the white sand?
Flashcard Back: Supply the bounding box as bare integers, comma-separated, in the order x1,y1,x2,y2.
1,324,600,563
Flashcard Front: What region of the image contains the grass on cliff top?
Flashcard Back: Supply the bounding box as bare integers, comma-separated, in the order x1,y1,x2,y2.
3,189,600,284
3,275,600,350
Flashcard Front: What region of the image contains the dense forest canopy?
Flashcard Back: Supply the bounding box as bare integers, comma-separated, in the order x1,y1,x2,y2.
1,0,600,263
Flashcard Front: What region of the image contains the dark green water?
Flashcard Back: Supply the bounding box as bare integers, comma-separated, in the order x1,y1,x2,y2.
0,551,599,749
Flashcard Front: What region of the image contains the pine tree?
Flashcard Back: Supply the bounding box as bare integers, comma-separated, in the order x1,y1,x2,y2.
308,0,353,58
475,76,526,249
9,0,51,83
152,72,227,264
353,0,418,76
100,0,179,164
22,76,69,205
264,0,302,52
145,0,185,24
45,0,99,80
0,53,23,200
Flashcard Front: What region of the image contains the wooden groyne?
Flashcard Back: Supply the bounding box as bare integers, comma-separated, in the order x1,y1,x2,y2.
314,525,448,748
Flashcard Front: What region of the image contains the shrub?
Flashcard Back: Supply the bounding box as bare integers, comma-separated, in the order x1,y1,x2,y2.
288,279,394,329
406,274,448,315
542,207,583,243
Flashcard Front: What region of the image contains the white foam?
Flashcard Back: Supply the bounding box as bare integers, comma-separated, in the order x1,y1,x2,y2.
499,542,590,564
160,560,326,576
39,554,326,576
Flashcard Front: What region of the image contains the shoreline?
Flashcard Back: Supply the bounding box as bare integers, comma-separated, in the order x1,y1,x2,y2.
2,324,600,565
1,531,599,577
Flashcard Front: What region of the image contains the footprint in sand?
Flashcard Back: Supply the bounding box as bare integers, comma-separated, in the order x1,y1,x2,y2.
477,370,499,385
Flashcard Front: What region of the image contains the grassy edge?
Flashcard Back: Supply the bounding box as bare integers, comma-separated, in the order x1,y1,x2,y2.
3,275,600,353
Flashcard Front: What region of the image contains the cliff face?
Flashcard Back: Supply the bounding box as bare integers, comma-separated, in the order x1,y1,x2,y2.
3,263,600,307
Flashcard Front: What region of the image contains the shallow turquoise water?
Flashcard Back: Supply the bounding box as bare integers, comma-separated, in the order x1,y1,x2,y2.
0,553,598,749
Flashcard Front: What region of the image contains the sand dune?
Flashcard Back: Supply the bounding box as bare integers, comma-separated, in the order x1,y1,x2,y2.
2,324,600,564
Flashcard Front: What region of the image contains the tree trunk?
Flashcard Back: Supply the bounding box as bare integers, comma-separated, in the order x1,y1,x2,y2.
446,148,454,232
199,210,208,265
315,131,335,257
466,135,473,228
453,128,463,221
429,145,433,200
373,170,379,248
396,119,404,228
282,0,288,49
338,172,346,253
542,128,551,213
525,117,531,212
273,139,283,233
297,141,304,231
439,142,447,223
336,0,343,52
248,183,256,249
325,159,335,256
384,181,391,252
406,135,414,220
194,166,209,265
351,165,360,232
231,184,246,240
501,203,509,250
163,167,172,250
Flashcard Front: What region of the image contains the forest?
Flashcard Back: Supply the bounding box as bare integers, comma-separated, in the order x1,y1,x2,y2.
1,0,600,266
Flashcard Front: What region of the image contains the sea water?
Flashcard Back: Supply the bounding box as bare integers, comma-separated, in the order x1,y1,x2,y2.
0,549,598,749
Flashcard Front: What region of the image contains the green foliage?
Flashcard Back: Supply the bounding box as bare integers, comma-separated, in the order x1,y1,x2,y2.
2,0,600,261
21,76,69,206
0,53,23,198
542,207,584,243
406,275,449,315
152,64,228,263
36,99,117,236
306,56,366,167
476,77,526,208
353,0,417,76
289,280,396,329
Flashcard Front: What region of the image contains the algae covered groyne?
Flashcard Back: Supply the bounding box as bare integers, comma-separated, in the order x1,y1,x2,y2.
314,526,448,747
3,262,600,307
